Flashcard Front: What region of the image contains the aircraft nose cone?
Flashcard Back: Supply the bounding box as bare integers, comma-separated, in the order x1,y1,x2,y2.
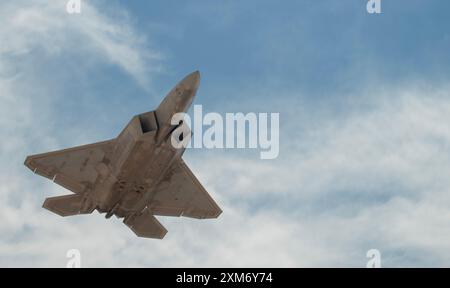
182,70,200,91
175,71,200,112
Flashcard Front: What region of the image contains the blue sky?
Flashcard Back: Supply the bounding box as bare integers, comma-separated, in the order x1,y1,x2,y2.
123,0,450,97
2,0,450,267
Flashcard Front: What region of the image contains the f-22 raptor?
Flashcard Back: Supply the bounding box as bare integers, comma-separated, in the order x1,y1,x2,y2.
24,71,222,239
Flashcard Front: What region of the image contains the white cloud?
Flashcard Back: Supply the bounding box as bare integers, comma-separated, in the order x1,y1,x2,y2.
0,0,162,267
0,0,160,88
185,85,450,267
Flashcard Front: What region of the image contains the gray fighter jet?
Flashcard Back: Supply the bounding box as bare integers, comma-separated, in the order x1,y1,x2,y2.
24,71,222,239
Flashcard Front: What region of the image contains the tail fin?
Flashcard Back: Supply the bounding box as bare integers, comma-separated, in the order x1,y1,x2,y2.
43,194,94,217
124,208,167,239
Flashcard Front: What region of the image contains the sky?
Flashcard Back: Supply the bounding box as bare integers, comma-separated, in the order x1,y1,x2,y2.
1,0,450,267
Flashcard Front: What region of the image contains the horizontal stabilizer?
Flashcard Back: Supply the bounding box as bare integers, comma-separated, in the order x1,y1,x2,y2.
124,208,167,239
43,194,92,217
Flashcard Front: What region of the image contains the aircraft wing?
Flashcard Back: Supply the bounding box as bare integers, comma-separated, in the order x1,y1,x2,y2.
150,159,222,219
24,140,114,194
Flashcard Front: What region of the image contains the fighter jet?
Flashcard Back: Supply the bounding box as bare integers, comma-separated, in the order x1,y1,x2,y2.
24,71,222,239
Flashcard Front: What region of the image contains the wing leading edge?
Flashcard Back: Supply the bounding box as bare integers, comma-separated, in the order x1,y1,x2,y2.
150,159,222,219
24,140,114,194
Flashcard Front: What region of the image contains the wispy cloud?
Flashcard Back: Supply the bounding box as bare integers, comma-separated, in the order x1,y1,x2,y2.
0,0,162,267
187,84,450,267
0,0,160,88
